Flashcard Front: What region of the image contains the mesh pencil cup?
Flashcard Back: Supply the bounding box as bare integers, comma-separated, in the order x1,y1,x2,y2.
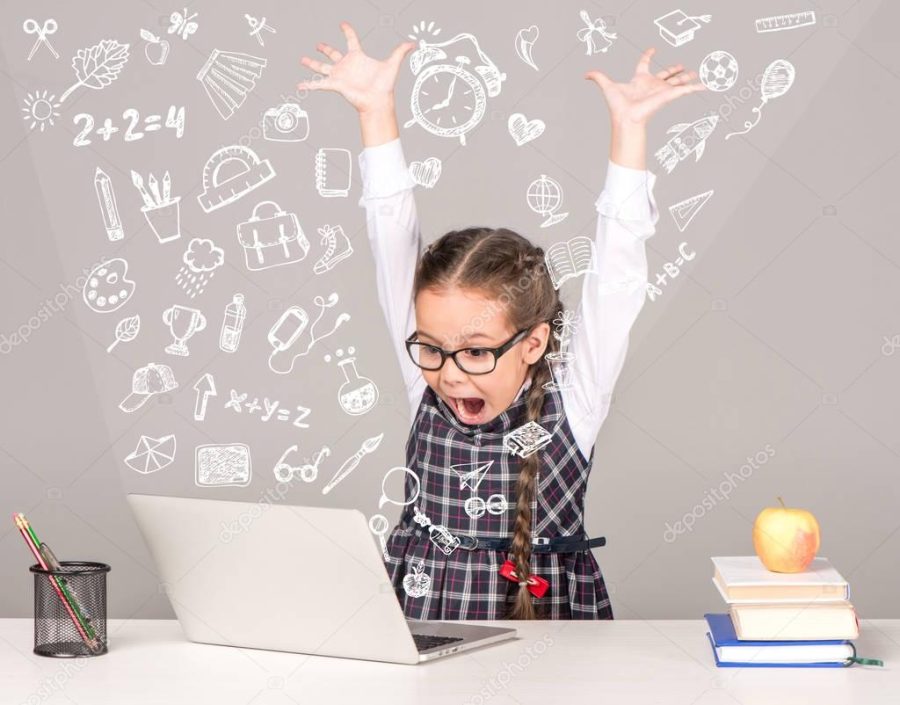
30,561,110,657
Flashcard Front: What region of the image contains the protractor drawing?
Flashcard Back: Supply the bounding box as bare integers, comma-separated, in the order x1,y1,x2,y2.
669,190,714,232
197,145,275,213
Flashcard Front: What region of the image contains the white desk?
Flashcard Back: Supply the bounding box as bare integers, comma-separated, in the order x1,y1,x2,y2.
0,618,895,704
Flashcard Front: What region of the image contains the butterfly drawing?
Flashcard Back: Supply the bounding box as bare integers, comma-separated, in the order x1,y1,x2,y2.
168,8,199,40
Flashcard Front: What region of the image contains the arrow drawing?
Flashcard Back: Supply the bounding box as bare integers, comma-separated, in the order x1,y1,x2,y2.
193,372,217,421
450,460,494,492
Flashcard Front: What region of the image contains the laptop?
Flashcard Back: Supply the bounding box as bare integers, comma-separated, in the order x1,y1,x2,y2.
126,494,516,664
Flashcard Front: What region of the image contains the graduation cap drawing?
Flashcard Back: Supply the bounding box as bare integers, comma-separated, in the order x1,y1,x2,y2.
654,10,712,47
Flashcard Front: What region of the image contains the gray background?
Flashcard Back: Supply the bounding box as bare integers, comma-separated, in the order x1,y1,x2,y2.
1,0,898,622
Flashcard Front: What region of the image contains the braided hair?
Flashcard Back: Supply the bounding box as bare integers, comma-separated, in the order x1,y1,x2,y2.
413,227,564,619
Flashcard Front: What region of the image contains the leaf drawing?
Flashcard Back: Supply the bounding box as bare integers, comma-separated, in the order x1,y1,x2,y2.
60,39,130,103
140,29,159,43
107,314,140,353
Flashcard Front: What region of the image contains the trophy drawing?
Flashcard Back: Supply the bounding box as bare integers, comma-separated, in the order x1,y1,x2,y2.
163,305,206,357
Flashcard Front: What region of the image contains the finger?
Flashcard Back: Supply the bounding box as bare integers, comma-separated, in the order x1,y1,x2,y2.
388,41,416,69
300,56,332,76
340,21,362,52
317,42,343,63
667,70,697,86
655,63,684,80
297,76,334,92
584,69,612,89
636,47,656,75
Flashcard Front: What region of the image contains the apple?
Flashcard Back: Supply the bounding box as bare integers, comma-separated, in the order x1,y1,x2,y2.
753,496,820,573
140,28,170,66
402,562,431,598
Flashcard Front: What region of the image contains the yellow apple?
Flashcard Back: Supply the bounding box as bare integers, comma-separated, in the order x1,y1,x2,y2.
753,497,820,572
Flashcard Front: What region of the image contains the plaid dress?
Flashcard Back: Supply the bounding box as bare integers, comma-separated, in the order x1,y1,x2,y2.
383,375,614,620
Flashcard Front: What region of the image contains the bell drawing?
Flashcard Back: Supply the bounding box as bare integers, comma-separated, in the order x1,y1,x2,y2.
197,50,267,120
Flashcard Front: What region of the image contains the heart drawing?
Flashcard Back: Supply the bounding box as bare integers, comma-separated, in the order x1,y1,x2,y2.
508,113,545,146
409,157,442,189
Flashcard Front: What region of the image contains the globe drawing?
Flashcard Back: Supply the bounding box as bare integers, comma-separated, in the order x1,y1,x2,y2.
700,51,738,92
527,174,569,228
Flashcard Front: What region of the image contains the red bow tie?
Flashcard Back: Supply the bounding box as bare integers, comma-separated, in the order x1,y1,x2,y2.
499,559,549,598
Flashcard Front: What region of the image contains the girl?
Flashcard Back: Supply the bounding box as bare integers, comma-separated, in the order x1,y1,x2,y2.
298,23,704,620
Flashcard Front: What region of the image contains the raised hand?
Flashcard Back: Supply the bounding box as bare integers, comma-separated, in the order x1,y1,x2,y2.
297,22,414,115
585,47,706,126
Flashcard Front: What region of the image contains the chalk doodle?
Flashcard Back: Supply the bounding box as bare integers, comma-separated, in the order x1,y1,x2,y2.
544,235,595,290
514,25,539,71
162,304,206,357
576,10,617,55
195,443,251,488
724,60,795,140
224,389,311,428
404,21,505,146
527,174,568,228
132,170,181,243
169,8,199,40
197,145,275,213
83,258,136,314
315,148,352,197
323,347,379,416
655,114,719,174
669,190,714,231
245,14,276,46
106,314,140,353
60,39,130,103
508,113,544,146
125,434,176,475
197,49,266,120
503,421,553,458
654,10,711,47
646,242,696,302
699,51,739,92
313,225,354,274
94,167,124,242
193,372,217,421
267,295,350,374
73,106,185,146
408,158,442,189
175,238,224,299
140,29,170,65
24,19,59,61
321,433,385,495
21,90,60,132
273,445,329,483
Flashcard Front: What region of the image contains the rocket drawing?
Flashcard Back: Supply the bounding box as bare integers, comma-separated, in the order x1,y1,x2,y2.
654,114,719,174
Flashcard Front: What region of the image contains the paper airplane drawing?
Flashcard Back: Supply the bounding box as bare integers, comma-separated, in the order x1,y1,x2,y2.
669,190,714,232
450,460,494,492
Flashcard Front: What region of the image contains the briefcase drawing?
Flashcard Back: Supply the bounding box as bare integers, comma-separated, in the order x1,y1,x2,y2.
237,201,310,271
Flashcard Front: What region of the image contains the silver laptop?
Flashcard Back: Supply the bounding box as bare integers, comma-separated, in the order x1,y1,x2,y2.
126,494,516,664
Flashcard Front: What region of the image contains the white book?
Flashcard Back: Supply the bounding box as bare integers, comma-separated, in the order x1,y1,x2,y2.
711,556,849,604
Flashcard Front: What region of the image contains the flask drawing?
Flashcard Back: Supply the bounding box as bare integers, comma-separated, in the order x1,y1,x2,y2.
337,354,378,415
219,293,246,353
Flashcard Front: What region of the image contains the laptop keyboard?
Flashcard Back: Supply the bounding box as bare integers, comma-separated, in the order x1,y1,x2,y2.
412,633,465,652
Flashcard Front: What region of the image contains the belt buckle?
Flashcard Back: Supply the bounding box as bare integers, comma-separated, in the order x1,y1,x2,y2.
532,537,550,546
457,534,479,551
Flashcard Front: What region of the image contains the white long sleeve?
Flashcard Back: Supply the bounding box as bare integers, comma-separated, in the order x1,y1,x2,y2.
357,139,427,418
562,160,659,461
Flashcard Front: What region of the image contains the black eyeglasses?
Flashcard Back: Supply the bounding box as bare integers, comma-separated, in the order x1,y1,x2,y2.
405,327,531,375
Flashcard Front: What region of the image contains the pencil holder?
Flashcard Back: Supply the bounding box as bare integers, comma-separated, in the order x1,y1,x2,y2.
30,561,110,657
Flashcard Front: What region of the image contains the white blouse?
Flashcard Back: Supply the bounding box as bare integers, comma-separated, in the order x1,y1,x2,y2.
357,138,659,461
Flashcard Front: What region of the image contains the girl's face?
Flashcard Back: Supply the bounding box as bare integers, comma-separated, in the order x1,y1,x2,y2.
414,286,550,426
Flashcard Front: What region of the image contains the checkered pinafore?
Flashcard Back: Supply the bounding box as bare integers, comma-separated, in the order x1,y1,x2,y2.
383,376,614,620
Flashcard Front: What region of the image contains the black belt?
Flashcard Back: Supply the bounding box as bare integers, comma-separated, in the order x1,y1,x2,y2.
408,526,606,553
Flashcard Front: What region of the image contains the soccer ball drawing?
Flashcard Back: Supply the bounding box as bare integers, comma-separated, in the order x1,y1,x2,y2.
699,50,738,92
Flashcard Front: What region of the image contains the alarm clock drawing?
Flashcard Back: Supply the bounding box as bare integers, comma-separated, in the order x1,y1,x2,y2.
403,32,506,146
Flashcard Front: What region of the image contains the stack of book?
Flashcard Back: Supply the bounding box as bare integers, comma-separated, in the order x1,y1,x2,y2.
704,556,859,667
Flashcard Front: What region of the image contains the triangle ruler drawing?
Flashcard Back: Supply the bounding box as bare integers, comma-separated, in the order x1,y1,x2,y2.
449,460,493,492
669,190,714,232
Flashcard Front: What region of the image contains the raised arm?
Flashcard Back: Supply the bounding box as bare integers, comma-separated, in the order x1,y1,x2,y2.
563,48,705,458
298,24,426,416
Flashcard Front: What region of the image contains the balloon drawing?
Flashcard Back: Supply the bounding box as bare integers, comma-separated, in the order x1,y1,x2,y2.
725,59,795,140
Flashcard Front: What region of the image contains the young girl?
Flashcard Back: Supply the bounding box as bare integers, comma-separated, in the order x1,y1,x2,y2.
298,23,703,620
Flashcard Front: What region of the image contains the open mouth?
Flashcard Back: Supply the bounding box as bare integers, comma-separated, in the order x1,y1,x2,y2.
450,396,486,424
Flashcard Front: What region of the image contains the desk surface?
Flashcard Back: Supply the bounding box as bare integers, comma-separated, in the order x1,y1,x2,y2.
0,618,895,704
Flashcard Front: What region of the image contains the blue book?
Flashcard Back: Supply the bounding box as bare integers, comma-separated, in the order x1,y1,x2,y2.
704,613,853,668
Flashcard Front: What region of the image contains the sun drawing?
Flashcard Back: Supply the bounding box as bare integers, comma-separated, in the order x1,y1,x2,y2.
22,90,61,132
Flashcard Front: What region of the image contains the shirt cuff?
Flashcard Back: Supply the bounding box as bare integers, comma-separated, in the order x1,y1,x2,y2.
594,160,659,238
357,138,417,206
